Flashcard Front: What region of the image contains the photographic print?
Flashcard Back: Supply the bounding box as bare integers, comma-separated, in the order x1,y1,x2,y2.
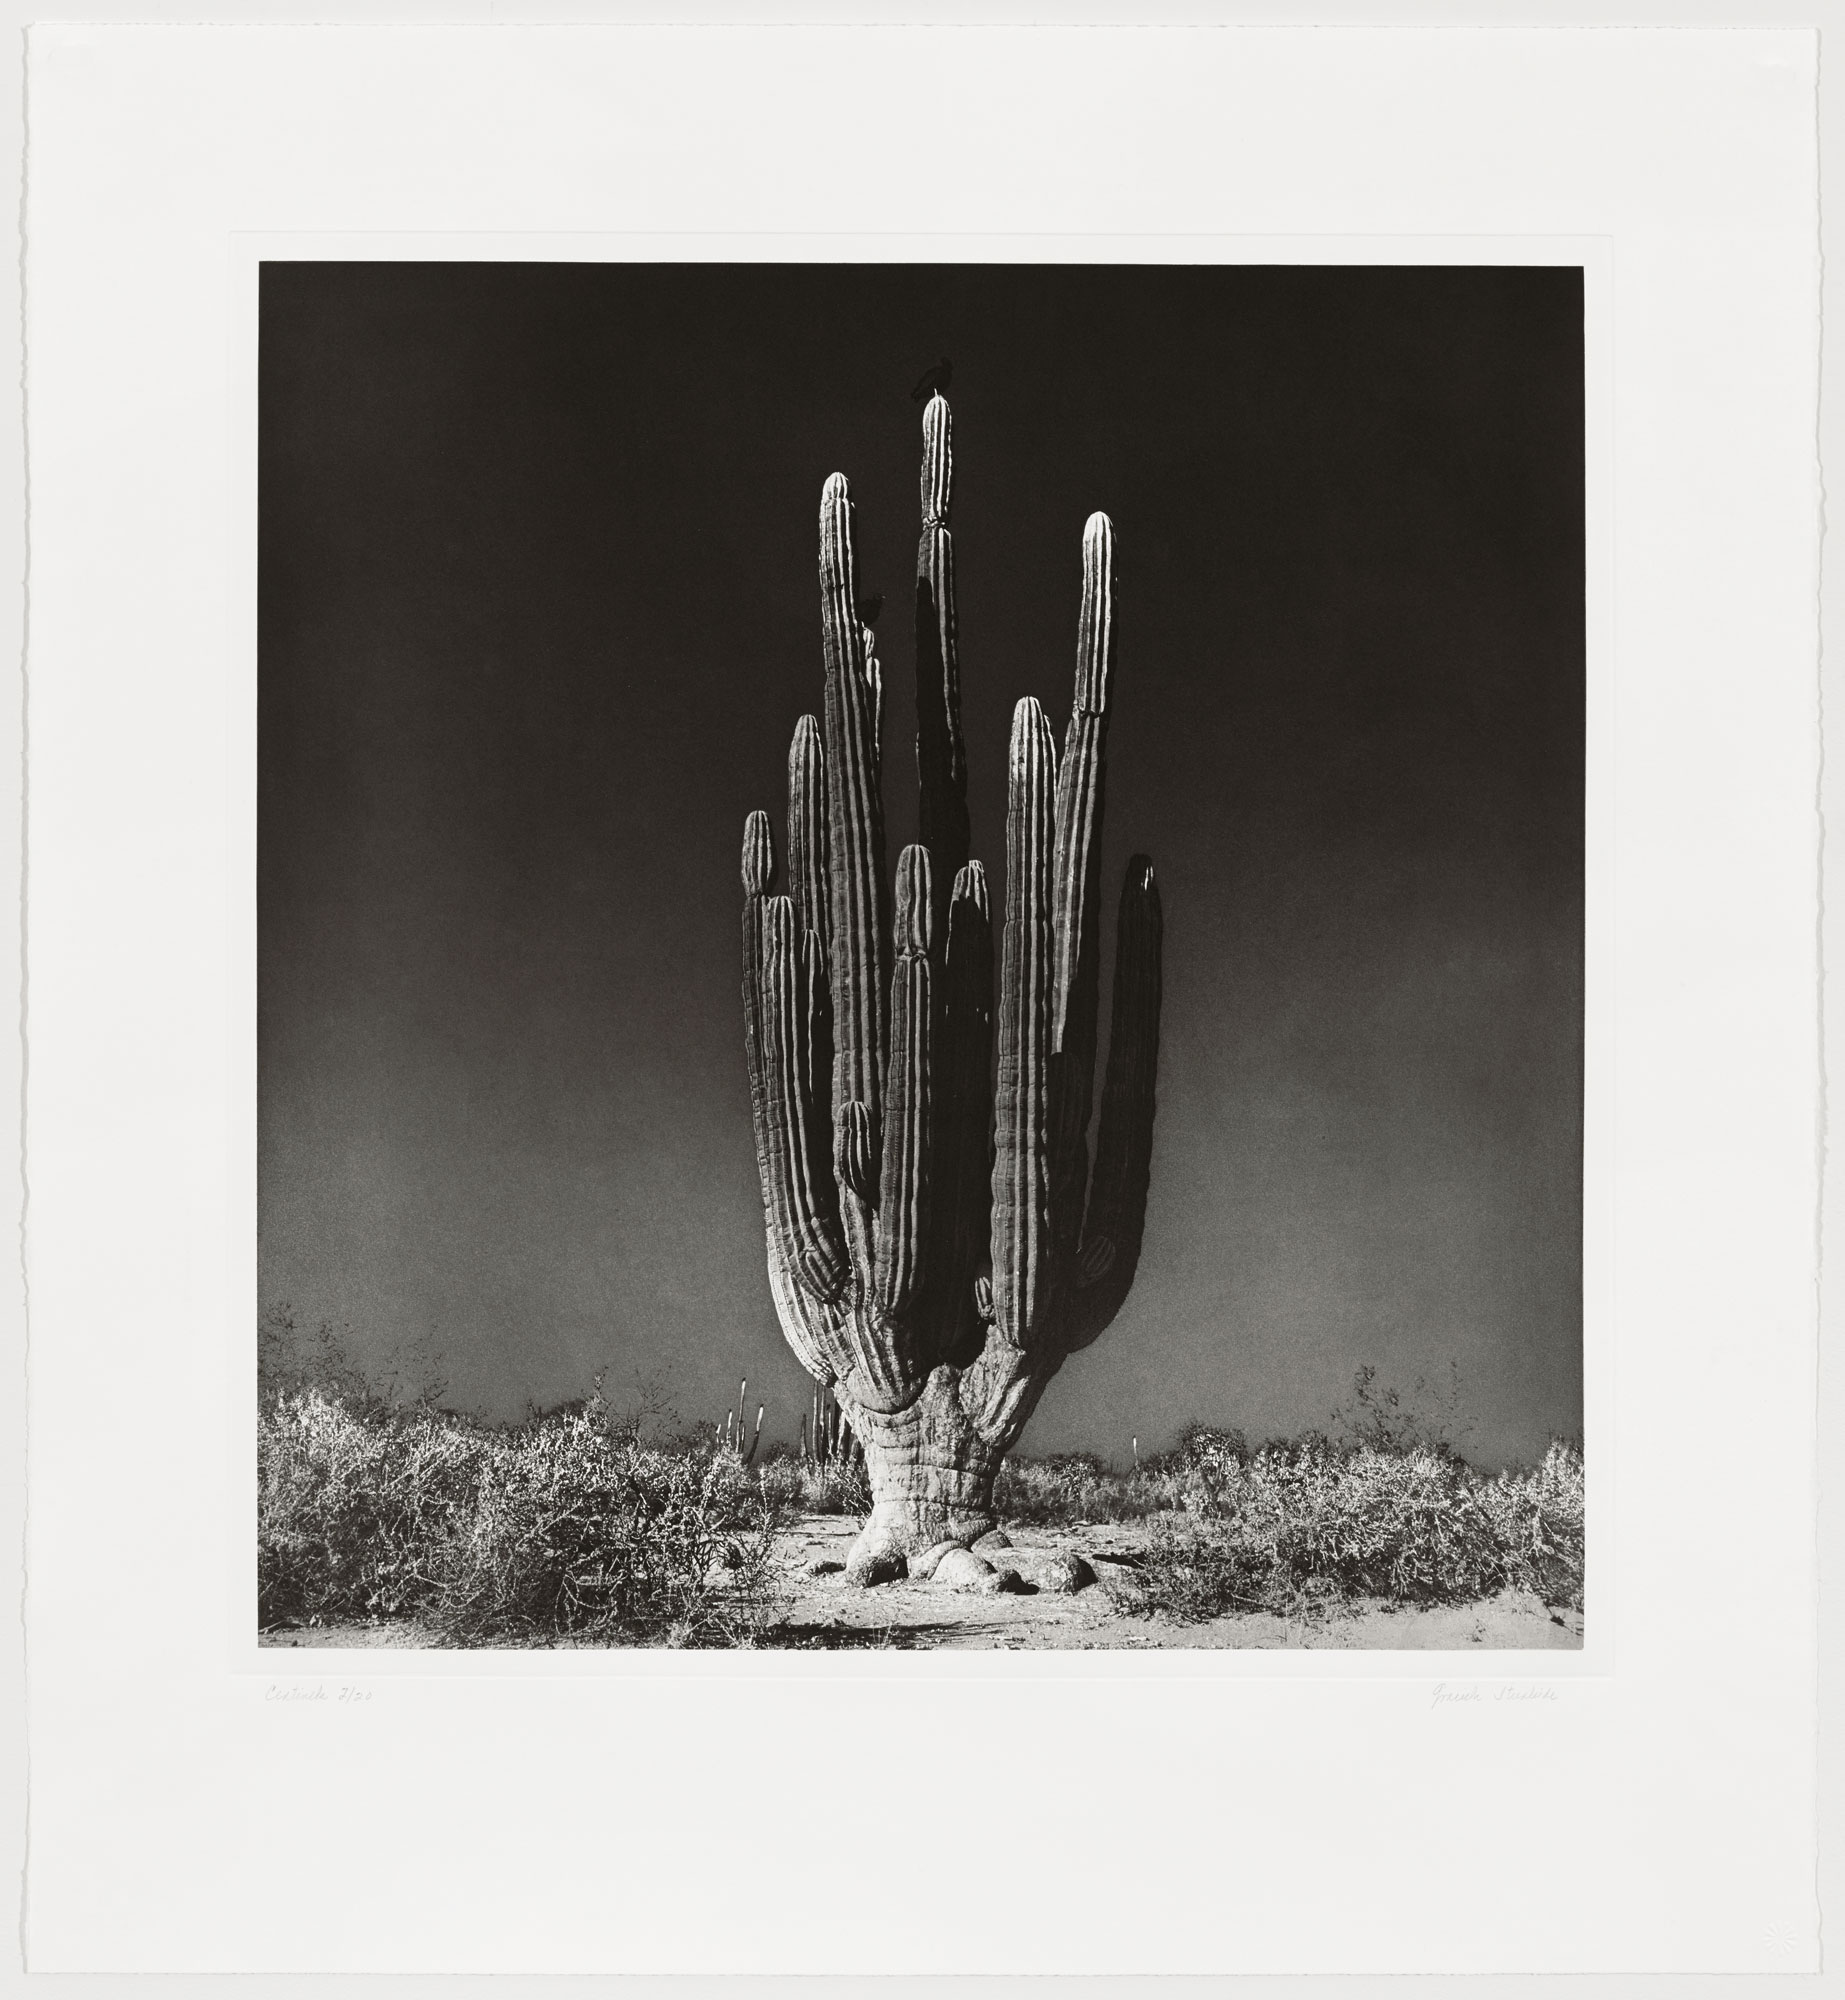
257,259,1585,1651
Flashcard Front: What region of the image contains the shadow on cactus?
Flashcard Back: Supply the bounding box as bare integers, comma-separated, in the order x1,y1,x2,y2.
740,392,1163,1586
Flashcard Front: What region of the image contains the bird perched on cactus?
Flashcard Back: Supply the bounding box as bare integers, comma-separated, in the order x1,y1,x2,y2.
908,357,952,402
738,391,1163,1584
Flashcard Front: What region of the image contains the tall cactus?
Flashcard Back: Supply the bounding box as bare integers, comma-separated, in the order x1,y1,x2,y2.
739,394,1163,1583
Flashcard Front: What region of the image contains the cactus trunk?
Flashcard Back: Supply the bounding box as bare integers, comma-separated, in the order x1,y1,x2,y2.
739,391,1164,1585
847,1369,1005,1567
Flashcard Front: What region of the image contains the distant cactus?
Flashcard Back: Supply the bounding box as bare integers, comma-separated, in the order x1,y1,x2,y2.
716,1378,764,1466
739,393,1163,1583
800,1381,862,1472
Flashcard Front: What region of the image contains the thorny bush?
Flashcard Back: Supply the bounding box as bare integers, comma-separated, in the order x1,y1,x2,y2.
259,1384,777,1646
1133,1434,1585,1621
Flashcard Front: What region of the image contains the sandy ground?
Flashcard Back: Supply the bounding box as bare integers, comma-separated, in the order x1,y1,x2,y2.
262,1513,1584,1651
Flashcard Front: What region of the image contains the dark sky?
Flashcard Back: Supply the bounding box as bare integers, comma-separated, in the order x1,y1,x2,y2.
259,261,1584,1468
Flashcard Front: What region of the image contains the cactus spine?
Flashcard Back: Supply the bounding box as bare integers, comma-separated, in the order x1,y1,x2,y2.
739,394,1163,1581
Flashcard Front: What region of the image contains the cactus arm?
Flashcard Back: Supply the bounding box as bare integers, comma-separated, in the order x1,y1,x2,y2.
1065,854,1163,1352
739,812,786,1303
932,859,994,1367
915,395,970,946
758,894,850,1301
990,697,1059,1349
819,475,890,1139
963,1343,1055,1450
741,814,845,1381
1046,514,1117,1271
912,394,983,1372
765,1238,837,1385
831,1098,880,1312
873,845,933,1335
786,717,839,1223
787,715,831,949
797,925,834,1217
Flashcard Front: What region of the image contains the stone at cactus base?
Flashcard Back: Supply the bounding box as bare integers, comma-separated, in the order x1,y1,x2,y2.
933,1547,998,1592
844,1535,909,1587
972,1529,1013,1552
907,1541,963,1582
1037,1552,1098,1594
979,1566,1027,1596
802,1556,845,1578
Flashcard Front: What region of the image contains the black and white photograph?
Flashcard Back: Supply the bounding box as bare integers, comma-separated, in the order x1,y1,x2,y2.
15,17,1827,1978
258,259,1586,1651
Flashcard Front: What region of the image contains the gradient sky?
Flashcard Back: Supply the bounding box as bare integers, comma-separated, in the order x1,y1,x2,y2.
259,261,1584,1468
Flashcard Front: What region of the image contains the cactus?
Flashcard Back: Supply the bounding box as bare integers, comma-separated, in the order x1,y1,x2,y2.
739,393,1163,1583
716,1379,765,1466
800,1382,862,1471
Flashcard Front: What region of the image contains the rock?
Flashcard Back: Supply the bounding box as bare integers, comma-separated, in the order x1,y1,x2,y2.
972,1528,1013,1552
1038,1552,1097,1594
844,1543,908,1587
906,1541,961,1582
801,1556,844,1578
932,1546,997,1592
978,1566,1027,1596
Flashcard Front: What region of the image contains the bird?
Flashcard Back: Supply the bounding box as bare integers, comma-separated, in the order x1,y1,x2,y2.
855,591,885,629
909,357,953,402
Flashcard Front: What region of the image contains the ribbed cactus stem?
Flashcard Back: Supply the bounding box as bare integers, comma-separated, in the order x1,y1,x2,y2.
759,897,847,1298
1047,513,1117,1266
934,859,993,1362
920,392,952,527
834,1101,876,1205
1067,854,1163,1351
796,925,832,1187
874,846,933,1316
742,810,774,897
819,474,890,1136
740,818,775,1177
1053,516,1118,1034
787,716,830,946
742,812,835,1385
893,843,933,954
916,393,968,953
1073,512,1116,712
991,698,1058,1349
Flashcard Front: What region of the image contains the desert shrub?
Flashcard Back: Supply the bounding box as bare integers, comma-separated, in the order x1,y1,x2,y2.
257,1391,478,1627
754,1446,873,1517
258,1385,775,1645
427,1416,774,1645
754,1453,804,1516
1135,1435,1586,1622
1479,1438,1586,1609
994,1443,1225,1525
1143,1423,1246,1474
1000,1452,1161,1525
